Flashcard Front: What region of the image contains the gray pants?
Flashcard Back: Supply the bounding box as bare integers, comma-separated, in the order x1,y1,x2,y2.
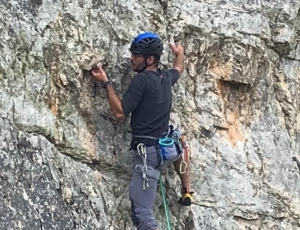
129,146,181,230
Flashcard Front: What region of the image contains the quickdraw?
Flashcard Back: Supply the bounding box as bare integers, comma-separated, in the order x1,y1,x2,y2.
136,143,149,190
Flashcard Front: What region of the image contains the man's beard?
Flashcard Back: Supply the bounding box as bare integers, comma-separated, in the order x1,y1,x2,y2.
132,61,146,73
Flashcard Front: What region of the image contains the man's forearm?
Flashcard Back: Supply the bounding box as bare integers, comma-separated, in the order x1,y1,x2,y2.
105,85,125,120
173,53,184,73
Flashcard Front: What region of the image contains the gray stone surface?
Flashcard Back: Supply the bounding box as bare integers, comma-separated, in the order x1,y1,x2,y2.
0,0,300,229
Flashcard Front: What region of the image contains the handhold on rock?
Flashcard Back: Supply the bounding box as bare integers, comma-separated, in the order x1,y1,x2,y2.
292,157,300,171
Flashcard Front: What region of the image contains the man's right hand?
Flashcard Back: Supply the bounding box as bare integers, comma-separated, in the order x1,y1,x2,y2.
169,43,184,56
90,64,109,83
169,43,185,73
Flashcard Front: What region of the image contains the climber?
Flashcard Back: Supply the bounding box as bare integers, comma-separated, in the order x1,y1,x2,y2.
90,32,193,230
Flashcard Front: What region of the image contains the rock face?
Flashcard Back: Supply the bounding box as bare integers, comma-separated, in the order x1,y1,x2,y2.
0,0,300,229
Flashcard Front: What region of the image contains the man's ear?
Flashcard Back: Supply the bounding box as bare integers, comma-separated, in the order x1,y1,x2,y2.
147,56,155,65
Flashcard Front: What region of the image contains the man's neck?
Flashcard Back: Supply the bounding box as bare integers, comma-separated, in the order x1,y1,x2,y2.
145,66,157,72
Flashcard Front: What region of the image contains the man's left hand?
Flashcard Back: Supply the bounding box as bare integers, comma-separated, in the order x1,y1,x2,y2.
91,64,108,83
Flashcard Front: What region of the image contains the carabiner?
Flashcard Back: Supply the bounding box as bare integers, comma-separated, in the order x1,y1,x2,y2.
179,160,188,174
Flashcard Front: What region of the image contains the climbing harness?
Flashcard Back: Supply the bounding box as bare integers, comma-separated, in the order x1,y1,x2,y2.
136,143,149,190
159,175,172,230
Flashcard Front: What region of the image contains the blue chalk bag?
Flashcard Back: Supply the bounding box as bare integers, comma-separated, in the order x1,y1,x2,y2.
158,137,177,160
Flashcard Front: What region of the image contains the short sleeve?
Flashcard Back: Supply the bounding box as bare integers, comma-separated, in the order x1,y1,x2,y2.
166,69,180,86
121,73,146,117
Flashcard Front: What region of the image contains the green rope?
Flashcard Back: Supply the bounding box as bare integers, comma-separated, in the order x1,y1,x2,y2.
159,175,172,230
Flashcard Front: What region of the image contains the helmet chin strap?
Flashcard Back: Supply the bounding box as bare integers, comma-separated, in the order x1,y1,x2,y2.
136,57,155,73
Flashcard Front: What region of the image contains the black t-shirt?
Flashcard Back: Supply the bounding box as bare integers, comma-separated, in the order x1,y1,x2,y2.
121,68,180,146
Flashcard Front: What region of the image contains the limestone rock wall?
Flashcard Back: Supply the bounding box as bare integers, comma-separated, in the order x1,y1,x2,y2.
0,0,300,229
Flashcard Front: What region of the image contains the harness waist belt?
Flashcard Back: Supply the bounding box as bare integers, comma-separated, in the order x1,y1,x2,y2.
132,135,160,141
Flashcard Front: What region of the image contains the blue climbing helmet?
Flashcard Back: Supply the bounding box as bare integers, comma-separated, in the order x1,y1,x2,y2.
129,32,163,56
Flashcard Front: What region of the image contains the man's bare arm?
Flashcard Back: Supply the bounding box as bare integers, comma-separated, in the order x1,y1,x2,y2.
169,43,185,74
173,53,184,73
105,84,125,120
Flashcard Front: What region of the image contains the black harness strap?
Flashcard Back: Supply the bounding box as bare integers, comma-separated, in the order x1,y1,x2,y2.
132,135,159,140
132,134,163,169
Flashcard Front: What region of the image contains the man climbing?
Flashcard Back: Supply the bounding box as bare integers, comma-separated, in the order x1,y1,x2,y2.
91,32,193,230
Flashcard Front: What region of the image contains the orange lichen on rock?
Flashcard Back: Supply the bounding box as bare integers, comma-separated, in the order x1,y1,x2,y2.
46,96,59,116
50,102,59,116
78,129,98,161
209,58,233,80
226,109,245,147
